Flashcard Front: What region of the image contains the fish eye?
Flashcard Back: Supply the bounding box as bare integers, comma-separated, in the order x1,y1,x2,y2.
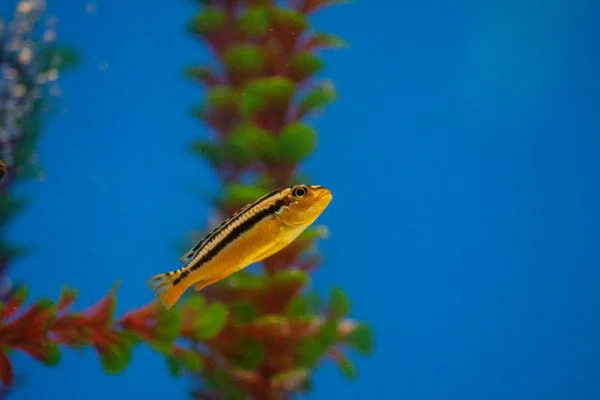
292,186,307,198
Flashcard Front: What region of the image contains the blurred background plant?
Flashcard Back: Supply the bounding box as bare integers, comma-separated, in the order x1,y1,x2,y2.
0,0,373,398
0,0,77,391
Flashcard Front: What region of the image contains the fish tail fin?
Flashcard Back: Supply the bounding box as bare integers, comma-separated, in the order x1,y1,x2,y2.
146,269,188,310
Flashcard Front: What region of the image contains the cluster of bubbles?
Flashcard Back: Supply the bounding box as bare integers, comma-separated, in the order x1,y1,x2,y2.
0,0,61,175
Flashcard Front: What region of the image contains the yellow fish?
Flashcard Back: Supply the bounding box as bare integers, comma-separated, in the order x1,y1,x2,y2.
147,184,332,309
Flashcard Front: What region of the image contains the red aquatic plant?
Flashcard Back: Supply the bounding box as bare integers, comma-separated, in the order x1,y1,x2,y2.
0,286,125,386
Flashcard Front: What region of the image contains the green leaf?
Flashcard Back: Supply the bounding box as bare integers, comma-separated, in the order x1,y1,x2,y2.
0,194,28,226
277,123,317,162
184,293,206,310
226,271,267,290
36,298,56,312
99,339,133,375
12,126,40,167
317,319,338,348
271,369,309,391
210,367,246,400
258,76,296,101
224,45,266,74
0,242,25,261
12,285,29,304
290,52,323,80
190,7,227,34
152,306,183,351
124,332,142,347
240,77,296,117
226,123,277,164
233,337,264,369
166,355,183,377
299,81,337,115
286,296,308,318
39,45,79,72
272,269,308,287
296,339,322,368
231,300,258,324
330,287,350,318
273,8,307,32
336,357,357,380
181,351,203,372
239,91,266,117
299,225,330,241
239,7,271,35
43,343,61,366
347,323,374,355
190,140,225,167
193,301,228,340
206,86,237,108
253,314,288,327
204,366,226,389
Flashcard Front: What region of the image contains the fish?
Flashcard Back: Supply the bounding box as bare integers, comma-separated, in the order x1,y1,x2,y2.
146,184,333,309
0,160,6,180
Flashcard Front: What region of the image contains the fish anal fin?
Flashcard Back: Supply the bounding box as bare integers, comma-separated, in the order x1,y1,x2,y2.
194,269,235,291
193,277,210,291
193,279,210,291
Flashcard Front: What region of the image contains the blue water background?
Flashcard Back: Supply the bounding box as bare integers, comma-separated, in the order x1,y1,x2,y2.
2,0,600,399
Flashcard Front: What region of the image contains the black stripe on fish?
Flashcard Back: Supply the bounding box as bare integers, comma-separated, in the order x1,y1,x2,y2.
179,188,285,265
173,196,291,286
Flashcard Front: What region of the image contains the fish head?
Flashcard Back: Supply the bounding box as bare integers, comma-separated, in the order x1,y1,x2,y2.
278,184,332,227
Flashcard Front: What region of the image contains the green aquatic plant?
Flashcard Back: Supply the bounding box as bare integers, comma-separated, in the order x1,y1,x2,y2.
175,1,372,398
0,0,374,398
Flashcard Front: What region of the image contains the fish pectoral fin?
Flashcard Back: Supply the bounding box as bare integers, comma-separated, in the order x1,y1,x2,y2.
192,242,286,293
251,241,285,264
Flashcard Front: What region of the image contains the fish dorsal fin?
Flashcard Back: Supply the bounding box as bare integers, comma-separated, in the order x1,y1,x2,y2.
179,203,253,265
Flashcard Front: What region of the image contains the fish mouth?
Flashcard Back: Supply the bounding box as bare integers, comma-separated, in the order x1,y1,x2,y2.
316,187,333,204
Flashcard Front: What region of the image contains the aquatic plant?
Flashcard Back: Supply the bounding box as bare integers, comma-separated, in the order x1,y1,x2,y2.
0,0,77,389
0,0,373,398
173,1,373,398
